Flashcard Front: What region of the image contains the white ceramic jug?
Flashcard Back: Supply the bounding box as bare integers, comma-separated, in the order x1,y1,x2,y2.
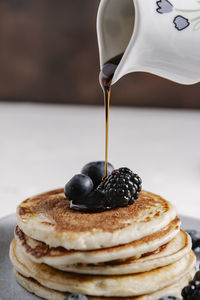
97,0,200,85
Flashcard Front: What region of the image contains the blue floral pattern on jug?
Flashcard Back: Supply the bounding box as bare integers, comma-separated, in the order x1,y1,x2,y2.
156,0,200,31
173,15,190,31
156,0,173,14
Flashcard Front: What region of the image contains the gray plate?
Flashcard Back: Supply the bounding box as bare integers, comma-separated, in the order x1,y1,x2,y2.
0,214,200,300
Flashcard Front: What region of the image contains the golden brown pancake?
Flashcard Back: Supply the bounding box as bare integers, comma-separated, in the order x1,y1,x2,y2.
17,189,170,233
10,187,195,300
14,269,195,300
15,228,191,275
15,217,181,266
9,239,196,297
16,189,177,250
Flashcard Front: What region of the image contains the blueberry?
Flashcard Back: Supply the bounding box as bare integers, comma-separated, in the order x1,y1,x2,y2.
158,297,181,300
66,294,88,300
64,174,93,203
81,161,114,188
186,230,200,250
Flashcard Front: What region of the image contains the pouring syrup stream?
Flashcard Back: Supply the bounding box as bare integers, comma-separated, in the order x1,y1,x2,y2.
70,54,123,212
99,54,123,178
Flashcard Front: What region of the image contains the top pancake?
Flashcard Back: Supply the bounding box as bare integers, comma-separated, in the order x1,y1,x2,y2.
17,189,176,250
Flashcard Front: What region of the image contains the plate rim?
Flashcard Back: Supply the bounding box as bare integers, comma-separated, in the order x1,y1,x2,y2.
0,213,16,222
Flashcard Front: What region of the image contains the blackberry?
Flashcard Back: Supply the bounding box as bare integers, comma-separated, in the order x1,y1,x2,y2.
186,230,200,250
182,270,200,300
103,167,142,209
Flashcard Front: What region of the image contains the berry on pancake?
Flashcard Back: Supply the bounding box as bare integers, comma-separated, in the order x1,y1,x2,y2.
102,167,142,209
81,161,114,188
64,174,93,203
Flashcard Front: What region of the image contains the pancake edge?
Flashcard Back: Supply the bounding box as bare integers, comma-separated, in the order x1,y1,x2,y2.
14,268,196,300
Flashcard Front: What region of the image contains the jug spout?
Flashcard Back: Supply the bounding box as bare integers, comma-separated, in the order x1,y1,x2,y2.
97,0,200,85
97,0,135,68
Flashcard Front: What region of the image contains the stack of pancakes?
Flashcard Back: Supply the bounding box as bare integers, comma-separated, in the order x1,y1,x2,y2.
10,189,196,300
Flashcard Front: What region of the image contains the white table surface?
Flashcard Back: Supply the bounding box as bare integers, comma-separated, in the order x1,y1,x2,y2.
0,102,200,220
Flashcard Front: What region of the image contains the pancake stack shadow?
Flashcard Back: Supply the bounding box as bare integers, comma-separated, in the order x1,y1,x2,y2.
10,189,196,300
